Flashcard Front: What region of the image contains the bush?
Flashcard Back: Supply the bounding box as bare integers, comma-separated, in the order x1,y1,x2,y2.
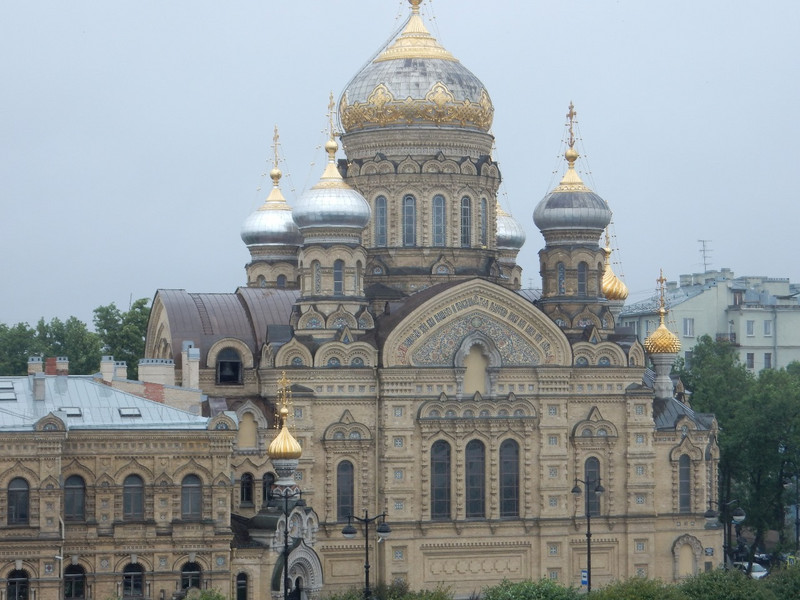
679,568,776,600
481,579,581,600
591,578,686,600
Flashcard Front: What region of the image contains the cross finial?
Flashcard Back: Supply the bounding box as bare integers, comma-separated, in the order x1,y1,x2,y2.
566,101,577,149
657,269,667,311
328,91,336,140
272,125,280,170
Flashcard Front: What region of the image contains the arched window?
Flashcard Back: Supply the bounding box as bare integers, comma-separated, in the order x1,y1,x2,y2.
576,356,589,367
679,455,691,512
557,262,566,295
584,457,601,516
375,196,387,247
277,274,287,289
236,573,248,600
240,473,254,505
500,439,519,518
465,440,485,518
431,440,451,520
181,474,202,520
432,195,446,246
123,475,144,521
122,564,144,598
181,562,202,590
337,461,354,522
333,260,344,296
8,477,29,525
460,196,471,247
578,262,588,297
355,261,362,294
262,473,275,503
217,348,243,385
312,261,321,294
64,565,86,600
598,356,611,366
7,570,28,600
403,195,416,247
256,275,267,288
64,475,85,521
480,197,488,246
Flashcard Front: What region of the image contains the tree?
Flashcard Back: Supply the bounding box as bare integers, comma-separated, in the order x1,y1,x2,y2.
93,298,151,379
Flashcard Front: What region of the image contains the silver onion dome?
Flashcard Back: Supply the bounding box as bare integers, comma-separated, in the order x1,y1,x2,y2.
496,204,526,250
533,148,611,239
240,167,302,248
293,138,370,242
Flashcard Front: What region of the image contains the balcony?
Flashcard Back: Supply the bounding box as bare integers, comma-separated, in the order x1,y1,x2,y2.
716,333,738,345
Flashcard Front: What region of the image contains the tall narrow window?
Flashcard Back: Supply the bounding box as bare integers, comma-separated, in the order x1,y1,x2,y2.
433,195,446,246
557,263,566,295
465,440,485,518
431,440,451,520
64,475,85,521
262,472,275,503
64,565,86,600
577,262,588,297
403,195,416,246
181,474,202,520
240,473,254,505
123,475,144,520
584,457,601,516
480,198,488,246
217,348,243,385
679,455,691,513
499,439,519,517
122,564,144,598
337,461,354,522
7,570,28,600
8,477,29,525
236,573,248,600
375,196,387,247
333,260,344,296
460,196,472,247
277,274,287,289
181,562,202,590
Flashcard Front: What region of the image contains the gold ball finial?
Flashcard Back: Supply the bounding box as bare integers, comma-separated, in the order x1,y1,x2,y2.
325,138,338,154
270,167,282,184
565,147,579,163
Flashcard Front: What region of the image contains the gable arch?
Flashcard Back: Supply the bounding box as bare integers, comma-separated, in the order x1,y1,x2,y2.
0,462,39,487
62,459,97,486
672,534,703,579
114,458,154,482
207,338,255,369
172,459,213,484
670,436,703,462
275,338,313,368
383,279,571,367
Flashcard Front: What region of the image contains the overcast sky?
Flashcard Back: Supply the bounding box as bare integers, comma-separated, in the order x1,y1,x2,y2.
2,0,798,327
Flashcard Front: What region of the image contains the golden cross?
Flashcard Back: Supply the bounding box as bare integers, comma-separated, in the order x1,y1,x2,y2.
272,125,280,170
566,101,577,148
328,91,336,139
657,269,667,310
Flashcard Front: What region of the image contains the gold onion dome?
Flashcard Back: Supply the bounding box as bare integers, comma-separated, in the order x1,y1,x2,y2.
268,405,302,460
339,0,493,133
601,246,628,301
644,308,681,354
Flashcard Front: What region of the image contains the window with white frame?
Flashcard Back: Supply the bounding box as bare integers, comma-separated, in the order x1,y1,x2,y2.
746,320,755,336
683,318,694,337
764,320,773,336
764,353,772,369
746,353,754,369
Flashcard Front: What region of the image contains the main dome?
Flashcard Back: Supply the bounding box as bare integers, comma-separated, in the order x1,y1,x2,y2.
339,0,493,133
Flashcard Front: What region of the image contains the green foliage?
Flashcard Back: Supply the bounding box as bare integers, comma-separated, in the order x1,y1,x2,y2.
321,590,362,600
762,563,800,598
324,582,452,600
678,568,775,600
93,298,150,379
592,577,686,600
196,590,228,600
481,579,580,600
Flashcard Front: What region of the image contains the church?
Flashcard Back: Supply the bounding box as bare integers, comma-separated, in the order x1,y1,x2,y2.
142,0,721,595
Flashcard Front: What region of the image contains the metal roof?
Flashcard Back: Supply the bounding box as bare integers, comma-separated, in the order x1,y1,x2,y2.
0,375,209,432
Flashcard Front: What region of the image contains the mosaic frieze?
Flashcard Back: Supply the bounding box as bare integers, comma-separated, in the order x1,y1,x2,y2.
411,311,540,366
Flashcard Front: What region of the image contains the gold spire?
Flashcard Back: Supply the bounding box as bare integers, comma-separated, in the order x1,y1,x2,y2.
268,372,302,459
374,0,456,62
313,93,355,191
259,125,291,212
601,229,629,301
551,101,591,193
644,270,681,354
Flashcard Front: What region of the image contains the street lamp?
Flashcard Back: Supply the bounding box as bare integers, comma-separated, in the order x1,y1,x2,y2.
276,488,305,600
571,477,604,594
342,511,391,600
705,500,745,565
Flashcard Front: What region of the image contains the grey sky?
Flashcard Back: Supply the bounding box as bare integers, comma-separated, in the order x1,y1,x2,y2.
2,0,797,327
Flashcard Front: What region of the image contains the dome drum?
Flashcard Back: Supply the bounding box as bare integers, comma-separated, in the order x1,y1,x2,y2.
340,128,495,162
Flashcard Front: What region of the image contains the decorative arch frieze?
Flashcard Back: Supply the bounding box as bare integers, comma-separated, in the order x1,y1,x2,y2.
275,338,314,368
326,309,358,331
297,308,325,331
397,157,420,174
383,279,570,367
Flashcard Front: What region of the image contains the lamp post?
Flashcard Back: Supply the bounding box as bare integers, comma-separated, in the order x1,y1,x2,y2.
705,500,745,566
342,511,391,600
571,477,604,594
277,488,305,600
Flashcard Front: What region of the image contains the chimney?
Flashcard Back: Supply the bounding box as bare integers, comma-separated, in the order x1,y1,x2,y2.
45,357,57,375
138,358,176,386
100,356,115,382
114,361,128,379
56,357,69,376
33,372,46,401
27,357,43,375
181,341,200,389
